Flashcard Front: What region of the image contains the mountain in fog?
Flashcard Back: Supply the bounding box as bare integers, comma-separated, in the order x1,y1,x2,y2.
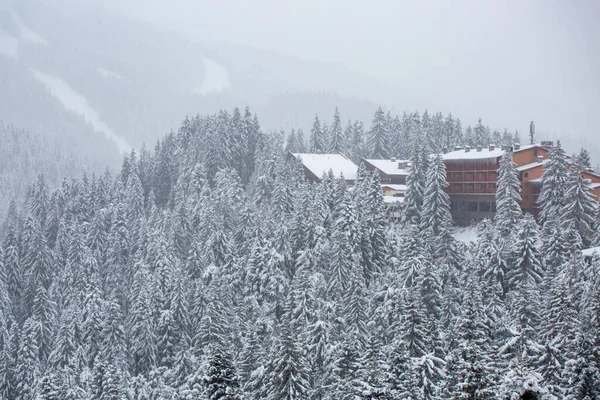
0,0,405,164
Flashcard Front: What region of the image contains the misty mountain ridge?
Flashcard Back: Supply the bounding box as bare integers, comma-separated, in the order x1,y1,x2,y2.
0,0,405,160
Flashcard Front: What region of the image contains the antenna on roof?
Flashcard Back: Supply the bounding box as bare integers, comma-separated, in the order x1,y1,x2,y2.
529,121,535,145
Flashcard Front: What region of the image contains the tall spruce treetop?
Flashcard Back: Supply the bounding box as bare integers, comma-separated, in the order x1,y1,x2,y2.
538,141,569,226
573,148,592,170
366,107,390,159
561,167,598,247
309,115,326,154
420,154,452,239
402,135,427,227
508,214,544,290
495,151,522,236
328,107,345,154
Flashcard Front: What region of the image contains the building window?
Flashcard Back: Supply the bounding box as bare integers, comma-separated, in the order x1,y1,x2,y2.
491,202,497,212
479,202,491,212
467,202,478,212
524,172,529,178
456,201,466,212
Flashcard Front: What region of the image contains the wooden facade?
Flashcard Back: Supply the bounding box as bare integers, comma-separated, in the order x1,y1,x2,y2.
442,144,564,224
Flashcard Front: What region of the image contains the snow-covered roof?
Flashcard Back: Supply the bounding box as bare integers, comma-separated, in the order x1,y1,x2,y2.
383,196,405,204
382,184,407,192
582,246,600,258
363,159,411,176
516,159,548,172
441,144,546,161
292,153,358,181
442,147,505,161
591,183,600,189
513,144,546,153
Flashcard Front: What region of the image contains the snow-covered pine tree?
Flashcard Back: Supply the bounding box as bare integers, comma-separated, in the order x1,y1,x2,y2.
495,151,522,237
420,154,457,264
573,148,592,170
402,139,427,227
538,141,569,227
366,107,390,159
328,107,345,154
202,343,242,400
267,295,311,400
507,214,544,291
309,115,326,154
561,167,598,247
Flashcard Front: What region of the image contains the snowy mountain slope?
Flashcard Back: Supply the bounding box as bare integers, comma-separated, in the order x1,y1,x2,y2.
193,56,232,95
30,68,132,154
0,0,398,166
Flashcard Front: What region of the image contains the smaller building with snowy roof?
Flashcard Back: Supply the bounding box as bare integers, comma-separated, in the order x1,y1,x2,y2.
289,152,358,183
361,158,411,185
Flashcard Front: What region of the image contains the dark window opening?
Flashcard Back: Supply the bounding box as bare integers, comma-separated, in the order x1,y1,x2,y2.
491,202,497,212
467,201,478,212
479,202,491,212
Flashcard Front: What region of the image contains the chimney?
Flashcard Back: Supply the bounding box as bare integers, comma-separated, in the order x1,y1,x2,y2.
454,146,462,151
476,146,482,152
537,155,544,163
489,144,495,151
465,146,471,153
391,156,397,162
514,143,521,150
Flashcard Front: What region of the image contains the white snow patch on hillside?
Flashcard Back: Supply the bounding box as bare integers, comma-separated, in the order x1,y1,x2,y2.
30,68,131,154
98,68,124,80
193,55,232,95
452,226,479,244
0,28,18,59
10,11,48,45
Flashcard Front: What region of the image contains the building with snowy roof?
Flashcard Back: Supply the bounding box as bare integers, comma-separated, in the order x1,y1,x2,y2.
441,144,551,224
441,143,600,224
289,152,358,183
361,158,411,185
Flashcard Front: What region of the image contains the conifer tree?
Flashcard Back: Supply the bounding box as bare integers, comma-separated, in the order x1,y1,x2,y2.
561,167,597,247
507,214,544,290
420,154,454,259
309,115,326,154
328,107,345,154
366,107,390,159
402,143,426,226
267,297,310,400
495,151,522,236
538,141,569,226
203,344,242,400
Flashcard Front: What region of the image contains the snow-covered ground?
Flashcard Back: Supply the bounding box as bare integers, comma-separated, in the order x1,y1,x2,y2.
193,55,232,95
452,225,479,245
10,11,48,46
30,68,132,154
0,28,19,59
98,67,124,80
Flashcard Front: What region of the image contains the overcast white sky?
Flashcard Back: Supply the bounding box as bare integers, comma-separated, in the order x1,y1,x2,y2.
100,0,598,144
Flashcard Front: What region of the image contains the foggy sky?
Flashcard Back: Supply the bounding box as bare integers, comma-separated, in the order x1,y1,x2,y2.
99,0,599,145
